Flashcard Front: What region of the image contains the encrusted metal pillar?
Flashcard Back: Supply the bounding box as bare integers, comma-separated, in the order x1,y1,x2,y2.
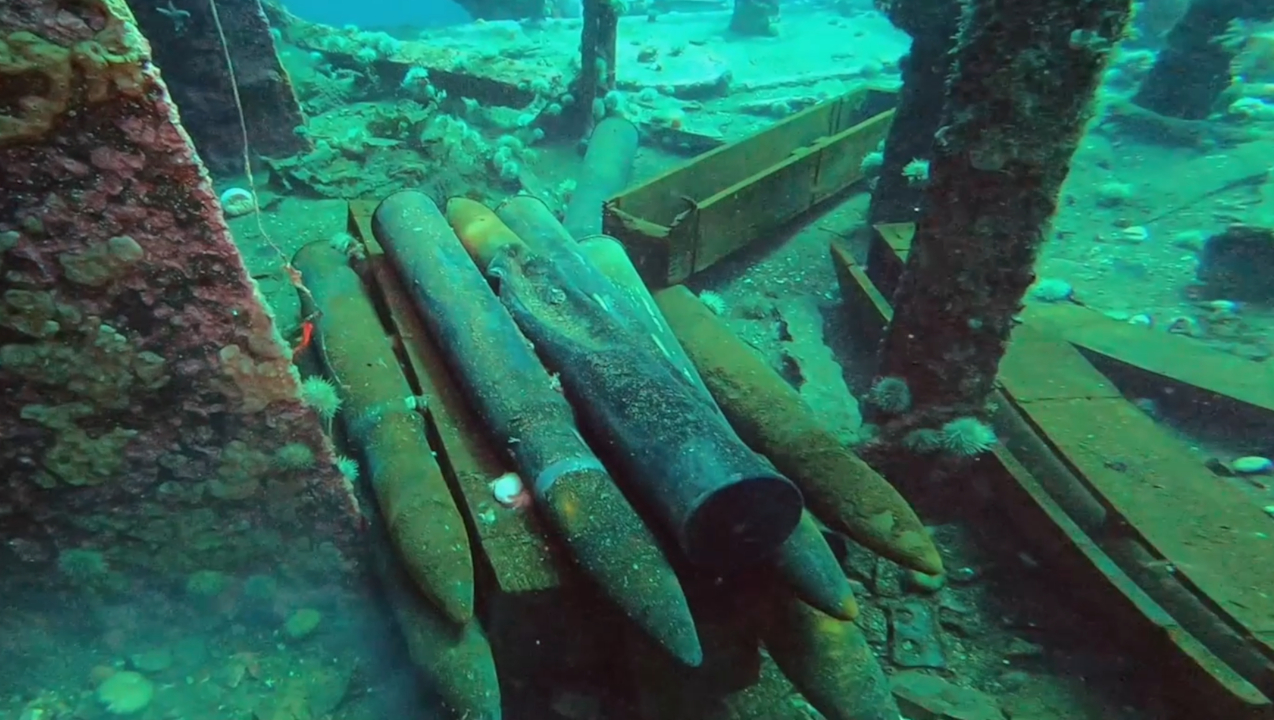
867,0,959,225
730,0,780,36
1133,0,1274,120
875,0,1132,432
575,0,619,138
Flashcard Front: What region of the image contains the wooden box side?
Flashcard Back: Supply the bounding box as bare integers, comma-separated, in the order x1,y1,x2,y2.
691,108,895,274
609,88,869,226
601,203,681,286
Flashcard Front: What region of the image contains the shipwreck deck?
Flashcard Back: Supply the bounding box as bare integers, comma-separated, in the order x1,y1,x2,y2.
322,81,1274,716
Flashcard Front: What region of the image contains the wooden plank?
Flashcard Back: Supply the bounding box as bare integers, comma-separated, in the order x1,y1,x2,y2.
999,322,1123,402
1019,396,1274,652
829,241,890,346
346,199,378,237
692,151,819,273
1022,302,1274,418
863,222,910,300
987,442,1272,717
875,222,914,252
808,114,893,204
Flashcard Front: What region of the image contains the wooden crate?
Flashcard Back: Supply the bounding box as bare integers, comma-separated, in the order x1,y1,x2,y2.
603,86,896,286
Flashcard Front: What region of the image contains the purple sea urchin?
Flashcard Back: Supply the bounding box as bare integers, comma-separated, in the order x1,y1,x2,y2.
866,376,912,414
940,417,997,457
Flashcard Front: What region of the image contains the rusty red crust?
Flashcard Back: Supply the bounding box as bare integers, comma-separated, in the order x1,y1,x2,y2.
0,0,360,584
